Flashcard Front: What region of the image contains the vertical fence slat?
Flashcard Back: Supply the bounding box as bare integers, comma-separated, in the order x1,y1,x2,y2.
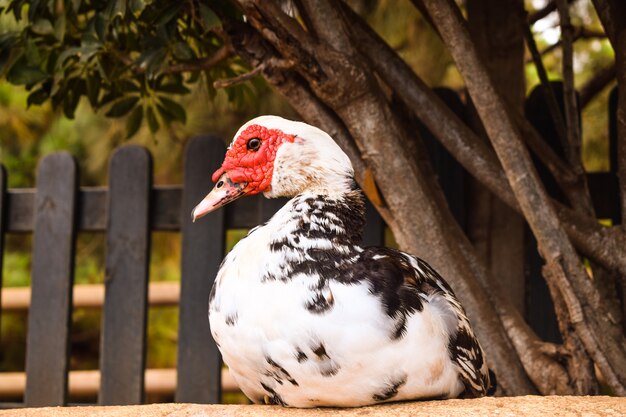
176,136,225,403
0,165,6,334
259,196,287,224
24,153,78,406
608,86,621,225
362,199,385,247
99,146,152,405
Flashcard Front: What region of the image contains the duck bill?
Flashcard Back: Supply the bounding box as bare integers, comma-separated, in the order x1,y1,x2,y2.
192,173,248,222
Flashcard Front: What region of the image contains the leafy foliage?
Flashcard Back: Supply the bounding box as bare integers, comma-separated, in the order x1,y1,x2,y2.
0,0,249,137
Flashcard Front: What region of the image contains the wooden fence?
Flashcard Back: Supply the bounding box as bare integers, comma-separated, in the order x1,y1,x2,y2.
0,135,385,408
0,83,619,408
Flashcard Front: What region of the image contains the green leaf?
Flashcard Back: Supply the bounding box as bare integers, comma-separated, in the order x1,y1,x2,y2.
63,88,80,119
129,0,145,15
106,0,128,21
172,42,193,61
158,82,190,94
198,4,220,30
31,19,54,35
157,4,182,25
138,48,167,79
7,63,48,85
86,72,102,107
54,13,66,41
71,0,82,13
156,103,173,124
126,105,143,138
94,13,106,41
105,96,139,117
57,47,82,68
24,38,41,65
117,80,140,93
98,91,118,107
146,105,159,133
158,96,186,123
27,87,49,107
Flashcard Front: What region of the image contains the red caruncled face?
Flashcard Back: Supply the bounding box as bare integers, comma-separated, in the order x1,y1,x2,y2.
212,124,295,194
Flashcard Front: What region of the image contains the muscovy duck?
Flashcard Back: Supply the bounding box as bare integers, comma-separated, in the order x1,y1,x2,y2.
192,115,494,407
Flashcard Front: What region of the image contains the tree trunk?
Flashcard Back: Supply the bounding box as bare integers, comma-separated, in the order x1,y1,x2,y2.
421,0,626,395
218,0,626,396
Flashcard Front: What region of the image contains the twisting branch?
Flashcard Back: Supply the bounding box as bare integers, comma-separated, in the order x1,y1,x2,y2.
421,0,626,395
339,1,611,394
543,264,599,395
341,0,626,278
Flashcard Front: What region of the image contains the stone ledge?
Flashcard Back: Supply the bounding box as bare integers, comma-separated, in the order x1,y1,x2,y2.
1,396,624,417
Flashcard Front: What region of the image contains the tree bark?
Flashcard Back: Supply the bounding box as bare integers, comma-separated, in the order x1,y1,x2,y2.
421,0,626,395
220,0,626,395
579,63,615,109
342,0,626,278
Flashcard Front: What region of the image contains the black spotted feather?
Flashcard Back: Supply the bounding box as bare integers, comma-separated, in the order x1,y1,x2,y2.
263,191,494,396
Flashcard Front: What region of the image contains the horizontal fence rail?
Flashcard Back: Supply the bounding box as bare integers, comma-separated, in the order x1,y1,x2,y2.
3,171,617,235
1,282,180,311
0,369,239,399
5,186,284,233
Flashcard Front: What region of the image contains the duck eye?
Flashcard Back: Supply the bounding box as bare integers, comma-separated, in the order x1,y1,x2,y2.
247,137,261,151
216,180,224,188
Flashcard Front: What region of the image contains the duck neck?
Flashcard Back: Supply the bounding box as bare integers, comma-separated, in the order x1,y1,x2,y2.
261,187,366,282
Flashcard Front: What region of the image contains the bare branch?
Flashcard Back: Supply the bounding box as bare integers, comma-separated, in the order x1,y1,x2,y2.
528,26,608,61
164,46,233,74
528,0,577,25
421,0,626,394
340,1,626,277
525,14,597,217
213,65,264,89
544,259,624,395
213,58,292,89
579,62,615,108
543,266,599,394
343,2,517,210
523,24,570,156
108,46,233,76
498,300,575,394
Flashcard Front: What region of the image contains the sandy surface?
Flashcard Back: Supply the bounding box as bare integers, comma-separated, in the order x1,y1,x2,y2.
1,396,625,417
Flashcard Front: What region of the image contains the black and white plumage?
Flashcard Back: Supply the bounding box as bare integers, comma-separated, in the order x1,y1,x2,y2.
192,116,494,407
